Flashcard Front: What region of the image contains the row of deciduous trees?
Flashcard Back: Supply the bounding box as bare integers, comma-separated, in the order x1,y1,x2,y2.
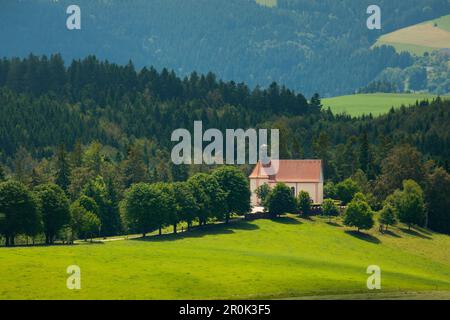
123,166,250,236
0,180,100,246
0,166,250,246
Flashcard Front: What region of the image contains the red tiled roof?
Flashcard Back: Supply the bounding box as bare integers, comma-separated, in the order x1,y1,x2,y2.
249,160,322,182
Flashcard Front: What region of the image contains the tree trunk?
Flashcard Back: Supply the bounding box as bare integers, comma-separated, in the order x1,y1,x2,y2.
159,226,162,236
173,224,177,234
225,214,229,224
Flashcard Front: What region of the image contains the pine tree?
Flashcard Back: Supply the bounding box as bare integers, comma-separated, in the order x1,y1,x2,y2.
359,132,370,174
55,145,71,192
0,164,5,182
122,144,148,188
71,140,83,168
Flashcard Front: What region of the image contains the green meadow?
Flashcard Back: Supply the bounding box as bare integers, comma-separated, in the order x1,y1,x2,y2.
323,93,444,117
1,216,450,300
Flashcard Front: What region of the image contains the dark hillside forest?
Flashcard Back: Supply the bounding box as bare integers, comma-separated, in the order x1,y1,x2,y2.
0,55,449,179
1,0,449,96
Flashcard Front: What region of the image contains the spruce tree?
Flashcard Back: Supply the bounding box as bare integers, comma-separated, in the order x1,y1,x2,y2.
55,145,71,192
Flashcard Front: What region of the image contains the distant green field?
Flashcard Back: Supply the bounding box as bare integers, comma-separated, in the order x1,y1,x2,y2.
255,0,277,7
375,14,450,55
1,216,450,300
323,93,443,116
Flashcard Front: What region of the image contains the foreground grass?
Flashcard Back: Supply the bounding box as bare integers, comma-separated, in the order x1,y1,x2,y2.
323,93,444,117
1,216,450,300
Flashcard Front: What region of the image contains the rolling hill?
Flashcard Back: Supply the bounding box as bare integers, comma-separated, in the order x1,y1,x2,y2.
1,216,450,299
375,14,450,55
322,93,446,116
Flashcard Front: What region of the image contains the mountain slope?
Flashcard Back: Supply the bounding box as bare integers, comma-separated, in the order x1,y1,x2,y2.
1,0,449,96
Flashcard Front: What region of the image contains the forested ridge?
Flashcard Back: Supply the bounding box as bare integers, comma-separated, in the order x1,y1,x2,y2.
0,54,449,170
1,0,449,96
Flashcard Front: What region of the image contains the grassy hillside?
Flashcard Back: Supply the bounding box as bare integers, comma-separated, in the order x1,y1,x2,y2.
323,93,444,116
375,14,450,55
1,216,450,300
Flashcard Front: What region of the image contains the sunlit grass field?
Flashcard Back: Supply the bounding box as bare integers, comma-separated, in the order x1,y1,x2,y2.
375,14,450,55
323,93,444,117
255,0,277,8
1,215,450,300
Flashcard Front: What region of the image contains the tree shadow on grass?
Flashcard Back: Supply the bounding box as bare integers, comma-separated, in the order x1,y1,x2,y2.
271,216,302,225
344,230,381,244
134,220,259,242
381,230,402,238
326,221,342,227
413,226,433,236
399,227,432,240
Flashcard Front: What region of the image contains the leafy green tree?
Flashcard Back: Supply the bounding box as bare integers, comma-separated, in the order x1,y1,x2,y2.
172,182,198,231
55,144,71,192
70,203,100,241
123,183,159,237
407,66,427,91
255,183,271,207
154,183,176,235
388,180,426,230
378,203,397,232
266,183,297,217
34,183,70,244
336,178,360,205
83,176,120,236
322,199,339,222
323,182,337,199
374,145,425,201
297,191,311,215
188,173,226,225
75,195,99,217
425,167,450,234
212,166,250,223
343,193,374,232
0,181,40,246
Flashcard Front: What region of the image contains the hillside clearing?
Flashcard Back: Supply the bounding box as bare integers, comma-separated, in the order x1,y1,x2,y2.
322,93,443,116
1,216,450,300
375,14,450,55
